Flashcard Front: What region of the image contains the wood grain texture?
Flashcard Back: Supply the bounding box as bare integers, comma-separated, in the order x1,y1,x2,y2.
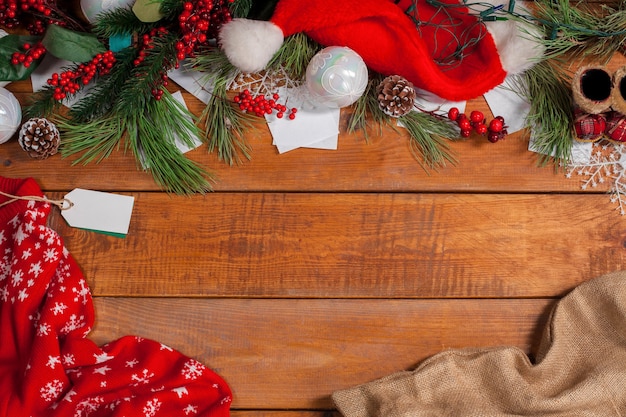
89,297,554,410
45,192,626,298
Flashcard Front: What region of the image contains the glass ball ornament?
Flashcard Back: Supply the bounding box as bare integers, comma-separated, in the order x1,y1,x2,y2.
80,0,134,23
305,46,368,108
0,87,22,144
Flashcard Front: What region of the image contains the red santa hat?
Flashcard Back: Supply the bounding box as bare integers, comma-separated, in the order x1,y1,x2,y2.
218,0,544,101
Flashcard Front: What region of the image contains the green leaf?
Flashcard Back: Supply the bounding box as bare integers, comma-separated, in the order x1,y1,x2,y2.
0,35,42,81
42,24,106,62
132,0,164,22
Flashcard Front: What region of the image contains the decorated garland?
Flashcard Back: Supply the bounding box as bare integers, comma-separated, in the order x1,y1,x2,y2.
0,0,625,193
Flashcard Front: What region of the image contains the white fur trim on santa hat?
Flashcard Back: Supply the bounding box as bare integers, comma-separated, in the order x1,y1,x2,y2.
478,0,545,74
218,18,285,74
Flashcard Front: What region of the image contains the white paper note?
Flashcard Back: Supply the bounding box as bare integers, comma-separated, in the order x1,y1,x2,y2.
484,75,531,134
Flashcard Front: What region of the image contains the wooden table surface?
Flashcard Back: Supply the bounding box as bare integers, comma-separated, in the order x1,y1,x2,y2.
2,52,626,416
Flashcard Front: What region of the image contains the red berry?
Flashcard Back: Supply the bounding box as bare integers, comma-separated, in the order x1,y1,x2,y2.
448,107,459,121
470,110,484,124
475,123,488,135
488,132,500,143
460,129,471,138
458,119,471,131
489,119,504,133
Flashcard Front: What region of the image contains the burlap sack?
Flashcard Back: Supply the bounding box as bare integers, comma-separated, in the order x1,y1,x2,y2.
332,271,626,417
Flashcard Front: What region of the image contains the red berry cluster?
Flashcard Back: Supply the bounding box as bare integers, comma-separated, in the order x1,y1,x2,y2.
234,90,297,120
10,41,46,68
447,107,508,142
175,0,233,60
0,0,61,34
47,51,116,101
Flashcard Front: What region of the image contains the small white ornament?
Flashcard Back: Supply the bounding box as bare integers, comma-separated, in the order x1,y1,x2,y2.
80,0,134,23
305,46,368,108
0,87,22,144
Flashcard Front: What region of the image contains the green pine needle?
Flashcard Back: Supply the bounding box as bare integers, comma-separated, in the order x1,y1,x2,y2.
267,33,320,80
93,7,155,38
57,114,125,165
202,81,257,165
398,111,458,171
534,0,626,62
513,60,574,167
347,73,388,139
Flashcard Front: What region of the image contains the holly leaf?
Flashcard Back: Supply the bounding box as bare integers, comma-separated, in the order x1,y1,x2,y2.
42,24,106,63
0,35,43,81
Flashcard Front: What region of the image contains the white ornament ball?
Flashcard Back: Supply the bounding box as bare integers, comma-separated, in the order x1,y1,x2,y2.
80,0,134,23
305,46,368,108
0,88,22,144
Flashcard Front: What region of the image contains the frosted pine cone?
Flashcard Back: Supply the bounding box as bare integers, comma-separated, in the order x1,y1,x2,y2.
18,117,60,159
376,75,416,118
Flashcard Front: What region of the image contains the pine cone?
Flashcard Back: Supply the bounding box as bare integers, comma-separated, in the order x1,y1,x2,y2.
376,75,417,118
18,117,60,160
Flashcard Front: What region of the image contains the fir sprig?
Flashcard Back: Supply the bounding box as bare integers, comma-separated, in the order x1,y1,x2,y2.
397,111,458,170
192,48,257,164
513,60,574,166
534,0,626,62
267,33,320,80
92,7,155,38
69,48,137,123
347,73,387,138
56,114,125,164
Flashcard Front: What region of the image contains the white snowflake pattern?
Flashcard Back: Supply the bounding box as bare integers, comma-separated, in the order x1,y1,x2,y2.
94,352,115,364
46,355,62,369
74,396,104,417
52,302,68,315
183,404,198,415
72,279,90,305
126,358,139,368
43,247,59,263
181,359,205,381
60,314,87,335
28,261,43,277
17,288,28,302
11,269,23,287
63,354,76,366
173,386,189,398
131,369,155,386
37,323,51,337
566,142,626,215
40,379,64,402
143,398,162,417
0,285,8,302
13,226,27,245
21,247,32,259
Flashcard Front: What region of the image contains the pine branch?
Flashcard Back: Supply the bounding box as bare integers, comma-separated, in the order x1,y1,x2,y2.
56,114,125,164
513,60,574,167
69,48,137,123
24,85,63,119
398,111,458,170
92,7,155,38
114,32,179,118
347,73,387,139
127,92,214,194
267,33,320,80
202,80,257,165
534,0,626,62
230,0,254,18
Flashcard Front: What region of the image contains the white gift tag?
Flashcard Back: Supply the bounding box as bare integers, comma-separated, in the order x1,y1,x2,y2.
61,189,135,237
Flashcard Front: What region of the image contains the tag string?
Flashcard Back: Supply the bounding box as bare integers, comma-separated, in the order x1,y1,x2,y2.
0,191,73,210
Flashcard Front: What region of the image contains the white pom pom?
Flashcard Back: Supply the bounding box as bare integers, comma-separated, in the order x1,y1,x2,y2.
218,18,285,73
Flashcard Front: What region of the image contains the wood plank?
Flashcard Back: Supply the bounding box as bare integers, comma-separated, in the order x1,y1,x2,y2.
46,192,626,298
89,297,555,410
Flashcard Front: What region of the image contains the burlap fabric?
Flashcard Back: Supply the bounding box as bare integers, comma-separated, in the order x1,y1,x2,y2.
332,271,626,417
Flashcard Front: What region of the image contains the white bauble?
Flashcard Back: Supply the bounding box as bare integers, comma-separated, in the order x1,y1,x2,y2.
305,46,368,108
0,88,21,144
80,0,134,23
